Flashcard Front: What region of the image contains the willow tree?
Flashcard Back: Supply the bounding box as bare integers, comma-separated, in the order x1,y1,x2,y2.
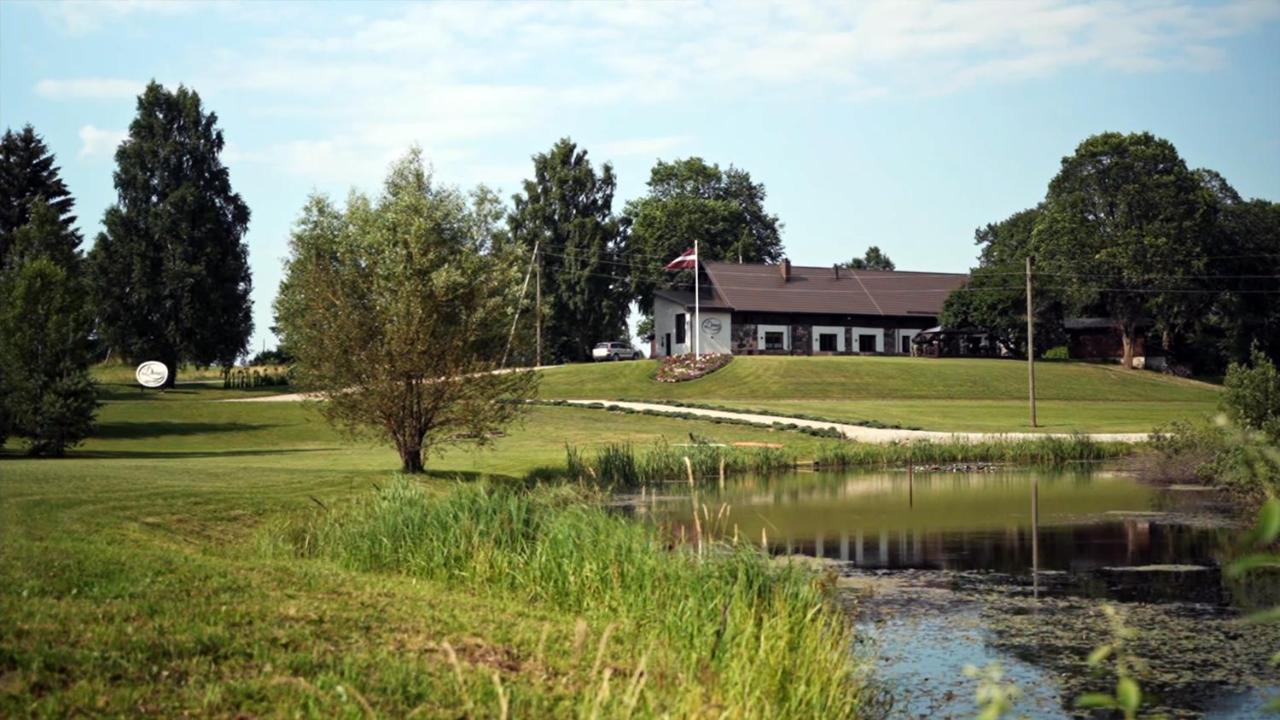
274,150,536,473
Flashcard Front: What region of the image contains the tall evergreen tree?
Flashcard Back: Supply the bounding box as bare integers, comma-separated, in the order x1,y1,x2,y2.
89,82,252,385
622,157,783,313
508,138,628,363
0,125,80,268
0,210,98,456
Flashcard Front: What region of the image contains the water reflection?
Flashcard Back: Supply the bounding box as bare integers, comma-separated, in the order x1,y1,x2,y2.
639,468,1276,718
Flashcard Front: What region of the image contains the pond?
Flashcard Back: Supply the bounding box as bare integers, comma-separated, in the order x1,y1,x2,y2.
633,468,1280,719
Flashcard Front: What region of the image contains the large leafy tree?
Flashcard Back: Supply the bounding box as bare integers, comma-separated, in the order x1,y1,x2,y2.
88,82,252,385
1033,132,1216,368
941,206,1066,357
623,157,784,313
0,208,98,456
841,245,895,271
274,150,537,473
1205,195,1280,367
0,125,80,268
508,139,628,363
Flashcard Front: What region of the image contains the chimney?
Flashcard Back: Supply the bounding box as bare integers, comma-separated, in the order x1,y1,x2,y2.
781,258,791,282
833,264,840,279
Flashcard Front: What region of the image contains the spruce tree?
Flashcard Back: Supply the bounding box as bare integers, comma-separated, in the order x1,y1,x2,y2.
89,82,252,385
0,209,98,456
0,124,80,268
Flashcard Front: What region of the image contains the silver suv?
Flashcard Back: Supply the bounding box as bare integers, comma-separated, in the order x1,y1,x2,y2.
592,341,644,361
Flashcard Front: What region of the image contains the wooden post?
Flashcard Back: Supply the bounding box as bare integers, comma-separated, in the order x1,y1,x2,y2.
684,456,694,487
718,457,726,491
1026,256,1037,428
535,245,542,367
1031,475,1040,598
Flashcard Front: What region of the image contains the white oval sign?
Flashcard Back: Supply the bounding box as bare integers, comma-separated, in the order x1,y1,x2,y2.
135,361,169,388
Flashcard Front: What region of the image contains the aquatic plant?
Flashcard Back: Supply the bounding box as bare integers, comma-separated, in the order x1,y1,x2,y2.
276,478,869,718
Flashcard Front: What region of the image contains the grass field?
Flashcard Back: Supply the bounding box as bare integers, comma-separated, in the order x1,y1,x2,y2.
2,376,880,718
537,356,1221,432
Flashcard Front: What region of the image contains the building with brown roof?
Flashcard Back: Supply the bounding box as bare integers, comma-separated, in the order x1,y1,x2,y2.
652,260,969,357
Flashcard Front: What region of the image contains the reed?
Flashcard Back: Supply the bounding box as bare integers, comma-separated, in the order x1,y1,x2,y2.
282,479,867,718
564,435,1129,487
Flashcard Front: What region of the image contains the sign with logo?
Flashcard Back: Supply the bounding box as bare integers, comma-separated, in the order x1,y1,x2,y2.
135,361,169,388
701,317,723,336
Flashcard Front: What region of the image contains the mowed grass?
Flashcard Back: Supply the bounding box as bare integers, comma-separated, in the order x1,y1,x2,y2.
2,380,872,718
536,356,1221,432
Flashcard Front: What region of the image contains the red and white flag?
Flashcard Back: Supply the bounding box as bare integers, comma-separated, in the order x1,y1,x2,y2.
664,248,698,270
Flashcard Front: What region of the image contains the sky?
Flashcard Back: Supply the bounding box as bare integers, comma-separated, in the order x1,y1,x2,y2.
2,0,1279,353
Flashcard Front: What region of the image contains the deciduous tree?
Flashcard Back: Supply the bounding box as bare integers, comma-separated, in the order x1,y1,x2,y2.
1033,132,1216,368
841,245,895,271
88,82,252,385
623,157,784,313
508,139,628,362
274,150,537,473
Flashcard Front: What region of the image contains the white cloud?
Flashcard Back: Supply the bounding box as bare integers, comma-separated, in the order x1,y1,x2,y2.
78,125,127,159
80,0,1272,183
35,78,140,101
40,0,194,36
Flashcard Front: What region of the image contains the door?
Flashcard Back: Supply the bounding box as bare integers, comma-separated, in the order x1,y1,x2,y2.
664,333,671,357
858,334,877,353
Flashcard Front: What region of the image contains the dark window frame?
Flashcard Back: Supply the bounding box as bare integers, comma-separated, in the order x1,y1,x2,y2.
675,314,686,344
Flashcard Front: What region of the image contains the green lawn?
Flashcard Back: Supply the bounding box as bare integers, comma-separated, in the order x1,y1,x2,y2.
537,356,1221,432
2,380,854,718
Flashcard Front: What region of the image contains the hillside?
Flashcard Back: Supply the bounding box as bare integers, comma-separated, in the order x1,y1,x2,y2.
536,356,1221,432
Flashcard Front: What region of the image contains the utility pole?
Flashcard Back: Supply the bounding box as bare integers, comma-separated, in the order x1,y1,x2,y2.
1026,255,1037,428
535,244,543,367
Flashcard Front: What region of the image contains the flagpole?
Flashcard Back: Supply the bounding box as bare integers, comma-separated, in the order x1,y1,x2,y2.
694,238,700,359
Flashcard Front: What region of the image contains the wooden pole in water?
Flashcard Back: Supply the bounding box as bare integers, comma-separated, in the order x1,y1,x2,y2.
1026,256,1038,428
684,456,694,487
1031,475,1040,598
718,457,726,491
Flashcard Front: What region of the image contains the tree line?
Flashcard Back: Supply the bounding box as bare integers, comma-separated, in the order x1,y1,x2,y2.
942,131,1279,372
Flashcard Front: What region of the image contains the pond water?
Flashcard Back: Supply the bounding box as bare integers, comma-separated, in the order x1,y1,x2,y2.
633,468,1280,719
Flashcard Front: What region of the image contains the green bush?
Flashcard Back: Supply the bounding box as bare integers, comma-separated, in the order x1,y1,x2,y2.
1043,345,1070,361
1223,347,1280,440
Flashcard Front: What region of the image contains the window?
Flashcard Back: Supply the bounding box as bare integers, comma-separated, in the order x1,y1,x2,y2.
819,333,838,352
901,335,911,354
765,331,785,350
858,334,877,353
675,314,686,344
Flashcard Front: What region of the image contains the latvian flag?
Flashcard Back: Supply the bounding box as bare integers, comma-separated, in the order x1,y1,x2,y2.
664,248,698,270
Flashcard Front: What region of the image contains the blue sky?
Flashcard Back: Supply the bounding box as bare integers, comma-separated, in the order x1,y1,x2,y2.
2,0,1279,352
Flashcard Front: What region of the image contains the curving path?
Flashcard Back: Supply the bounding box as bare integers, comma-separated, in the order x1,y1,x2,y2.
555,399,1151,444
227,392,1149,443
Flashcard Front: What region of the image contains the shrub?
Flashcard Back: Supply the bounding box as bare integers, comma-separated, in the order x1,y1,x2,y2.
656,352,732,382
1222,347,1280,440
1043,345,1070,361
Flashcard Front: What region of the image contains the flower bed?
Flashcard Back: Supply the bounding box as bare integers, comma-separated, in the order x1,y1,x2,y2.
655,352,732,383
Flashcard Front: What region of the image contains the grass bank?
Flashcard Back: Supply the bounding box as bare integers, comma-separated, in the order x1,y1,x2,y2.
566,435,1130,488
537,356,1220,433
270,479,870,717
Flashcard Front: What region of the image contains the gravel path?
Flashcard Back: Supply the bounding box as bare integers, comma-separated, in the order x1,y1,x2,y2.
231,391,1147,443
557,400,1150,444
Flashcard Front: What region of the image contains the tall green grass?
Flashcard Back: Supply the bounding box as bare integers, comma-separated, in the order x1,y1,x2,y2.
568,435,1128,487
275,479,868,718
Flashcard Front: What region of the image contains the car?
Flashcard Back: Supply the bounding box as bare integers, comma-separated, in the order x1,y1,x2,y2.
592,341,644,361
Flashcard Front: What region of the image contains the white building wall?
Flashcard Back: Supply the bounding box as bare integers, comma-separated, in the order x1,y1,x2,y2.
653,298,731,356
850,327,883,353
756,324,791,352
810,325,846,353
695,311,733,355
